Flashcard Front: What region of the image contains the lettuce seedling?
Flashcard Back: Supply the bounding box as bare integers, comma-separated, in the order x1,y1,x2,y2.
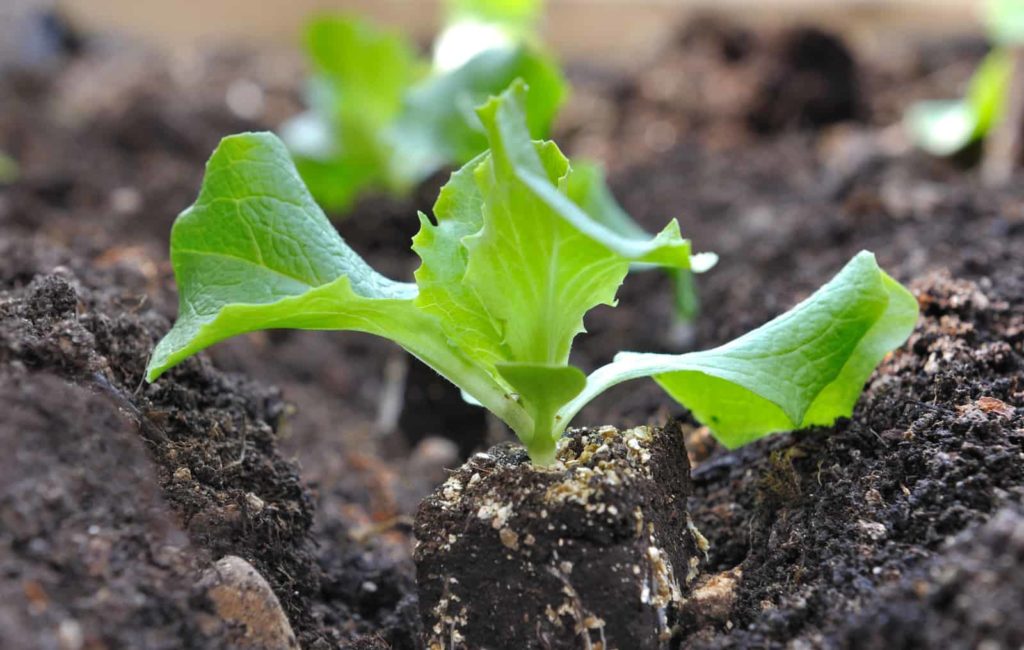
283,5,687,317
281,9,565,213
905,0,1024,158
148,84,918,465
905,48,1011,157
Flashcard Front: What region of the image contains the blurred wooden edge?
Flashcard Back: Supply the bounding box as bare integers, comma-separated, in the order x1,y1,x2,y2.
59,0,980,69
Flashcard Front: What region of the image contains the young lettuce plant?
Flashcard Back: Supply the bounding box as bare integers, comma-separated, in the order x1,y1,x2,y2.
283,5,696,319
281,6,564,213
148,84,918,465
905,0,1024,182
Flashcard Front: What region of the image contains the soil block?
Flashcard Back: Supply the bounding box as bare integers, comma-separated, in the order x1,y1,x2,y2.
414,423,708,649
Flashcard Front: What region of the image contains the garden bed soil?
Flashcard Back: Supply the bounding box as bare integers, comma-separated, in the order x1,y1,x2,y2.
1,16,1022,649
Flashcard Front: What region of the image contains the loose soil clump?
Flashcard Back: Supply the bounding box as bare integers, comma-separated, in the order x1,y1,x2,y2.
0,370,211,649
0,236,412,648
837,504,1024,649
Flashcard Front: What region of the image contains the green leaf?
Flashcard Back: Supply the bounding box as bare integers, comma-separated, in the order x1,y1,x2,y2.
986,0,1024,45
281,16,423,212
905,49,1012,156
389,46,567,185
445,0,543,29
412,151,510,371
285,111,396,213
496,363,586,464
283,12,566,213
559,251,918,448
144,132,529,433
412,82,704,372
968,49,1014,133
905,100,978,158
147,131,411,379
565,160,710,321
304,15,421,128
459,82,696,365
434,0,544,71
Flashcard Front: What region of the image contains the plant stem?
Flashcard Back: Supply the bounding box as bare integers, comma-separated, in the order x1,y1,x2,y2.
982,45,1024,186
525,430,558,466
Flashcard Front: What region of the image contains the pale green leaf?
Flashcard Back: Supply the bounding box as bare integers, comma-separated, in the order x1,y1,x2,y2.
986,0,1024,45
905,100,978,157
143,132,524,430
458,82,698,367
284,14,566,212
496,363,586,463
304,15,421,127
389,46,566,185
281,16,423,211
412,83,700,373
435,0,544,70
559,251,918,447
445,0,543,28
412,152,510,371
0,151,17,184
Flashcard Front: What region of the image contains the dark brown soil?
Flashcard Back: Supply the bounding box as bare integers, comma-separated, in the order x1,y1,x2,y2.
1,15,1022,650
684,270,1024,647
415,424,703,649
0,370,212,649
837,504,1024,649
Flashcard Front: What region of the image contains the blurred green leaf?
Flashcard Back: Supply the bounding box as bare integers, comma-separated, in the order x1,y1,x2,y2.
987,0,1024,45
389,45,566,184
905,49,1011,156
445,0,542,29
0,151,18,184
281,11,566,214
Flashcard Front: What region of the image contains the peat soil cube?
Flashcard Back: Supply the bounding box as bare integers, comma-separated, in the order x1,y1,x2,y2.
415,424,707,649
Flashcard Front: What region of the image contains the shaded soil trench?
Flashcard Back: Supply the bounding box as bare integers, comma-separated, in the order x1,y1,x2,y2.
1,17,1023,649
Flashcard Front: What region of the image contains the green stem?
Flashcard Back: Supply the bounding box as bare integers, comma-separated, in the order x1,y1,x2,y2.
524,426,558,466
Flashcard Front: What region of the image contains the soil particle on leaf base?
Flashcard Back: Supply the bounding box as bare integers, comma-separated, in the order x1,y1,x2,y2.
415,424,708,649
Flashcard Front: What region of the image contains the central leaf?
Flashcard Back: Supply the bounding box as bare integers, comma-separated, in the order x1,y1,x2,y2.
414,83,698,373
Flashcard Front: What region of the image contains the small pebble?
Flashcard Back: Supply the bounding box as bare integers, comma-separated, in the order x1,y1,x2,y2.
198,556,298,650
